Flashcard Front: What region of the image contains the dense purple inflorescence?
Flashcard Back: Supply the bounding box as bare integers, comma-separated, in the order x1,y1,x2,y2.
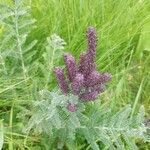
86,26,97,57
54,27,111,111
54,67,68,94
78,52,95,78
64,53,77,82
71,73,84,95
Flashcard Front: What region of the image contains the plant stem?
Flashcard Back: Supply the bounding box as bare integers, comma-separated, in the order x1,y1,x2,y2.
14,1,28,80
130,78,144,121
9,102,14,150
45,46,56,88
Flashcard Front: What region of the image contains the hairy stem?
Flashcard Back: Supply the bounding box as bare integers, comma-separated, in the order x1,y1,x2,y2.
45,46,56,88
14,1,28,80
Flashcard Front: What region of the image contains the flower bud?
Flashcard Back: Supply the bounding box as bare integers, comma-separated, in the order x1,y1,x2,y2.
67,103,76,112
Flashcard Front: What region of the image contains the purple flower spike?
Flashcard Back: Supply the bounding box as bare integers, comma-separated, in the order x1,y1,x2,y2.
78,52,95,78
67,103,76,112
54,67,68,94
64,53,77,82
54,27,112,105
99,73,112,83
84,71,101,87
71,73,84,95
80,91,98,101
91,84,105,94
86,26,97,56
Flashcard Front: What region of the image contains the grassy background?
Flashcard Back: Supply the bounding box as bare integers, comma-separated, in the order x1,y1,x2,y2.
30,0,150,111
0,0,150,149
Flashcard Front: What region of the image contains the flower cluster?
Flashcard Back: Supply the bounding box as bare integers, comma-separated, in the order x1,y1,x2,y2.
54,27,111,110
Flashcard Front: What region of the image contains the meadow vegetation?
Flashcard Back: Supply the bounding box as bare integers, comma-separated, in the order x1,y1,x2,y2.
0,0,150,149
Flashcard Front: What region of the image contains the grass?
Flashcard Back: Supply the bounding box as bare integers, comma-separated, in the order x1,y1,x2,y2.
0,0,150,149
